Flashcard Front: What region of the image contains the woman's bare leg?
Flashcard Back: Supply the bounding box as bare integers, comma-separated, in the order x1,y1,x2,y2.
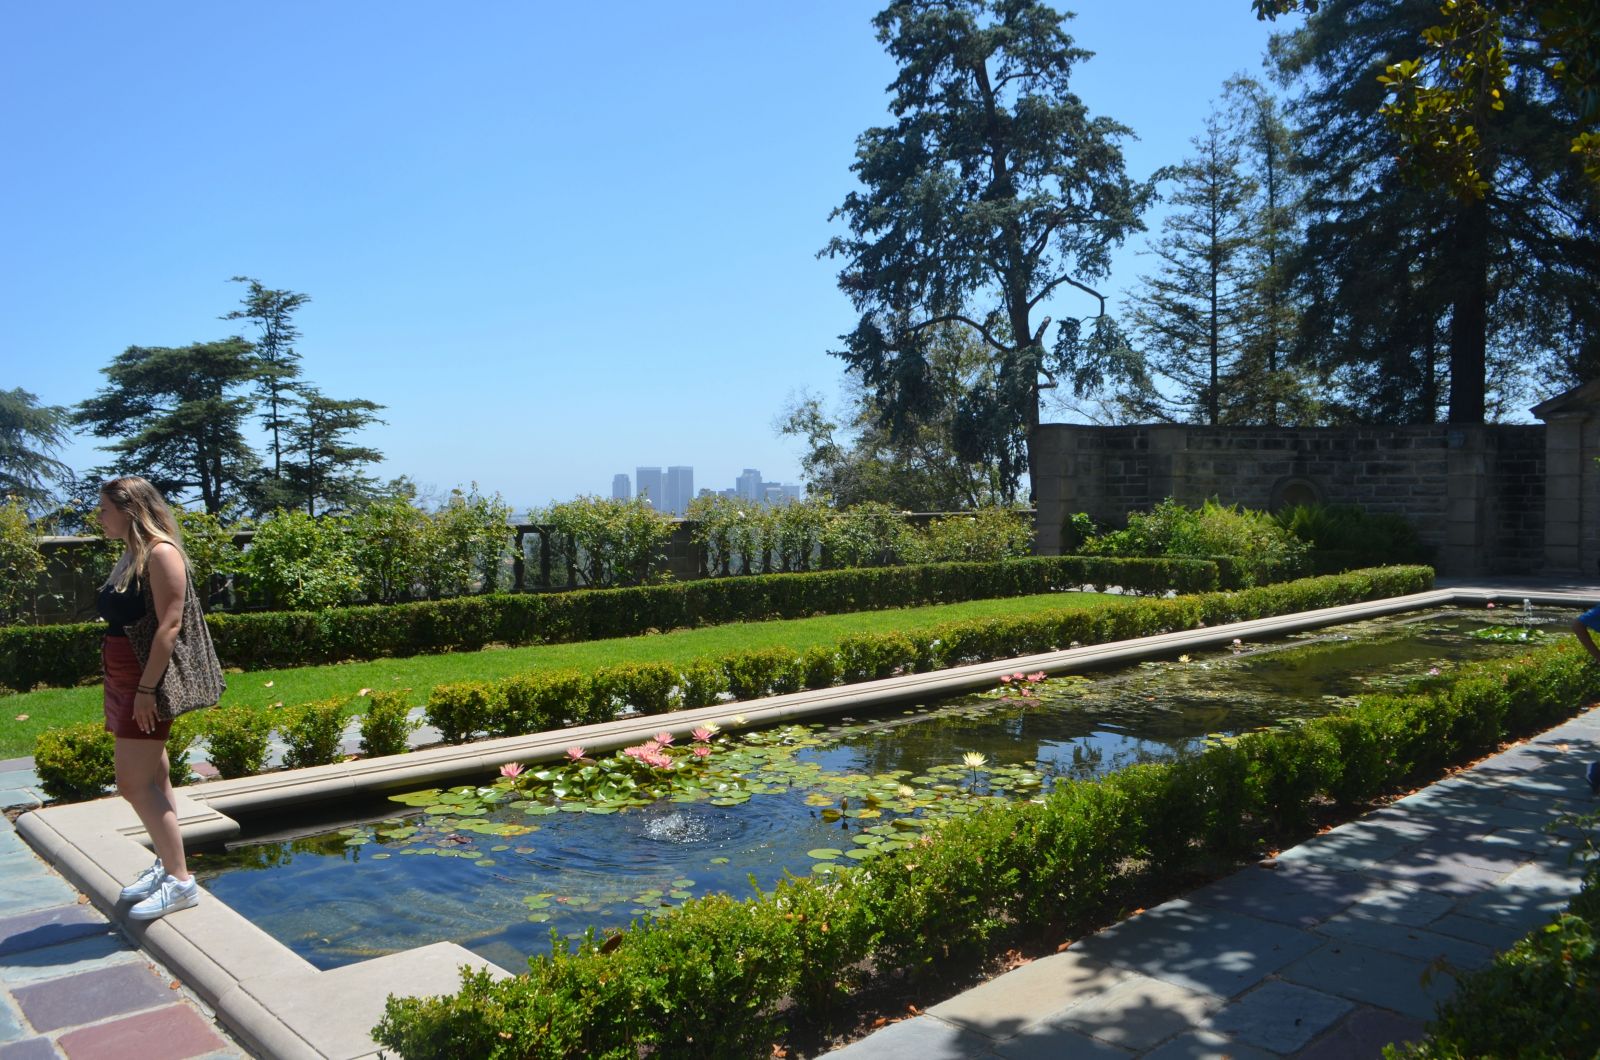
114,738,189,881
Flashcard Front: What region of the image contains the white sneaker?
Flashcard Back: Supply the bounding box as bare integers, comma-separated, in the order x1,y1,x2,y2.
128,875,200,920
119,858,164,902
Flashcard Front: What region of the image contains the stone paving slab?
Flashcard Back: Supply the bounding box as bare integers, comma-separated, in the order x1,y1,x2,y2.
992,1021,1133,1058
1070,901,1323,998
927,948,1132,1039
1184,861,1375,929
11,964,172,1034
53,1003,231,1060
1311,911,1494,971
1142,1029,1277,1060
823,1015,1000,1059
0,909,111,961
1201,979,1354,1054
1031,974,1225,1052
0,993,24,1043
0,1037,61,1059
1277,940,1455,1021
1293,1007,1427,1060
0,934,142,989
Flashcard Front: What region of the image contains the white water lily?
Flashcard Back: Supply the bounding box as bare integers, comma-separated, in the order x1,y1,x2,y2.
961,752,988,770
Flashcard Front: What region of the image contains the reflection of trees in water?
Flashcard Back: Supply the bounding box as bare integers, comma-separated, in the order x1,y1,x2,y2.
200,830,364,874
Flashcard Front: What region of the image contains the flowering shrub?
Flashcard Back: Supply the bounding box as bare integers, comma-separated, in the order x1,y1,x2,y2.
535,496,675,588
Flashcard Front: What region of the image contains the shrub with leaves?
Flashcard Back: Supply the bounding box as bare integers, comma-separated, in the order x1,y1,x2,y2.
347,494,432,604
1082,498,1307,581
240,509,360,610
359,690,419,759
167,712,203,787
173,505,243,608
204,706,274,779
1275,503,1430,569
419,484,515,598
537,496,676,588
0,499,45,624
904,505,1034,564
821,501,913,568
279,697,349,769
33,722,115,802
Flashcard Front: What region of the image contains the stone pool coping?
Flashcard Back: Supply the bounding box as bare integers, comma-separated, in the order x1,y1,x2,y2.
14,584,1585,1058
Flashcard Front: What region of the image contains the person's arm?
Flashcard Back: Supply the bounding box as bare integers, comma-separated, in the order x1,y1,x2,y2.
1573,619,1600,666
132,542,186,734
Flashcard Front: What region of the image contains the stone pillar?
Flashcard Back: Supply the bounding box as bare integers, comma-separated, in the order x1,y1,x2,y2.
1438,426,1492,577
1533,380,1600,576
1031,426,1070,556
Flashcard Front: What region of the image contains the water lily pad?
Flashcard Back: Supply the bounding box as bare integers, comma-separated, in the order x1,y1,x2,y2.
370,852,391,860
709,857,730,865
807,848,842,860
524,805,559,816
475,858,496,867
423,804,456,816
585,806,619,815
527,912,551,922
668,890,692,900
843,848,875,860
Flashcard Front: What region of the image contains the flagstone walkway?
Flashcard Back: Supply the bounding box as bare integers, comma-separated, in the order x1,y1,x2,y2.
0,784,245,1059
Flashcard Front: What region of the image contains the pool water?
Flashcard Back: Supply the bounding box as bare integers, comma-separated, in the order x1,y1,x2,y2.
193,606,1569,972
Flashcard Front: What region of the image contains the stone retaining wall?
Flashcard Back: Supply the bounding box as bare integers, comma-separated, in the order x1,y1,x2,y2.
1033,422,1549,576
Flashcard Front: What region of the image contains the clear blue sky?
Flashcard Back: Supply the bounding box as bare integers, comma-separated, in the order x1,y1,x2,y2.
0,2,1282,514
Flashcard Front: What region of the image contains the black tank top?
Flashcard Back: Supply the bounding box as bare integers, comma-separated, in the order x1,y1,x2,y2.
97,574,145,637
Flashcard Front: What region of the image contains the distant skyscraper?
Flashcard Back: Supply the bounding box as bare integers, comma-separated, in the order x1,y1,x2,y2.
782,483,801,504
611,474,631,501
636,466,664,510
736,468,763,502
665,466,694,516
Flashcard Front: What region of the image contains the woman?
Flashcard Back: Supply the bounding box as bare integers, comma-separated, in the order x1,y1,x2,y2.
96,476,205,920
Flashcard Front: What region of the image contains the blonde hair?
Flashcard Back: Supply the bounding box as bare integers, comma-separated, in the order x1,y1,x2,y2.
100,476,189,591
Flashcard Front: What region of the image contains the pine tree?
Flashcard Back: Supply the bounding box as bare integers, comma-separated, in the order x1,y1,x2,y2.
1124,110,1258,424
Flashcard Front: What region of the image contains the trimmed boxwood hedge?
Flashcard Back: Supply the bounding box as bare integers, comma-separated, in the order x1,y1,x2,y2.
0,555,1229,693
372,619,1600,1060
420,566,1434,744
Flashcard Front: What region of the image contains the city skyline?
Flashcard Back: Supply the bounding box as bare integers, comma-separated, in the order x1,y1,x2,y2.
611,465,802,514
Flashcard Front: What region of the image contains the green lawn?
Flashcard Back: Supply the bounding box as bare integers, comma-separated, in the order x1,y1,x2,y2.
1,590,1120,759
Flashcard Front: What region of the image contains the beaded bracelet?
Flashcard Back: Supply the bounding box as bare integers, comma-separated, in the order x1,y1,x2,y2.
136,685,157,695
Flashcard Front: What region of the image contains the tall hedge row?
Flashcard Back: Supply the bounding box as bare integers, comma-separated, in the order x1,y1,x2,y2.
0,555,1227,692
373,625,1599,1060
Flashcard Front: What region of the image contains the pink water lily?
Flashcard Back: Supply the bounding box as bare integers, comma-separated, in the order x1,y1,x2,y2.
691,727,715,742
999,674,1014,684
654,731,675,746
1026,672,1046,683
499,762,524,779
691,744,712,758
565,746,586,761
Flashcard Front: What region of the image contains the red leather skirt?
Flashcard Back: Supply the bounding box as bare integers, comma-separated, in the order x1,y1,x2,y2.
103,635,172,741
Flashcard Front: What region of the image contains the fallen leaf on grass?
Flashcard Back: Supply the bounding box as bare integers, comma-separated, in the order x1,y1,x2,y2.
263,680,274,687
357,688,373,696
14,714,27,722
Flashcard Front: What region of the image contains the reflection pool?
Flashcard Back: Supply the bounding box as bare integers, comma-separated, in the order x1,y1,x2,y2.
194,605,1568,972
